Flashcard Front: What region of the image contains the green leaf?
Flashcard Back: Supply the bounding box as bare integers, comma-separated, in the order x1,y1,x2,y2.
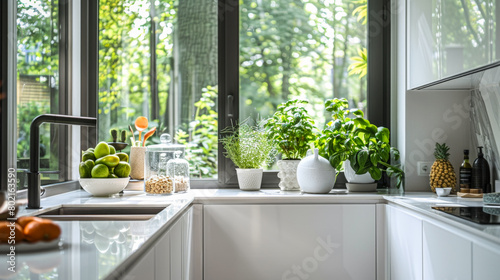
376,127,390,143
353,117,370,129
368,167,382,180
370,153,379,166
357,149,369,168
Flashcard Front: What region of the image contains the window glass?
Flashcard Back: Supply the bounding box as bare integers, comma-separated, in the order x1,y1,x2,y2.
240,0,368,128
16,0,62,188
98,0,218,179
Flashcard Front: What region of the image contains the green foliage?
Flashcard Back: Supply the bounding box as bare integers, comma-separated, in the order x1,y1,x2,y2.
175,86,218,178
17,102,51,159
264,100,318,160
318,98,404,188
348,48,367,78
220,122,273,169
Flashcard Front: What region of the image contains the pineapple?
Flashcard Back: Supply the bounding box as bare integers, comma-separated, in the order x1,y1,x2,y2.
430,143,457,193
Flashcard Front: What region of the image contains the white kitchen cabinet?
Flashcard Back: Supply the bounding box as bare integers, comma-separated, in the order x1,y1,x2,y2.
473,242,500,280
387,205,423,280
423,220,471,280
204,204,376,280
407,0,498,89
155,230,171,280
122,246,155,280
170,213,183,280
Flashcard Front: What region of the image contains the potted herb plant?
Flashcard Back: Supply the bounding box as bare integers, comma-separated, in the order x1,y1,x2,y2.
317,98,404,191
220,122,273,191
265,99,318,191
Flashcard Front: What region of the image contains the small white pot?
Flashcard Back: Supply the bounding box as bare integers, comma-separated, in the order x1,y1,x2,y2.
344,159,375,183
277,160,301,191
236,168,263,191
297,149,336,194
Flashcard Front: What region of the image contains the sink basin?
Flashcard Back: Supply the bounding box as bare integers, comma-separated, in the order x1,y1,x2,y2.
34,205,168,221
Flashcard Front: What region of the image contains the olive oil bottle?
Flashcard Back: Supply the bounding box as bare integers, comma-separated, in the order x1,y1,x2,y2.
459,150,472,191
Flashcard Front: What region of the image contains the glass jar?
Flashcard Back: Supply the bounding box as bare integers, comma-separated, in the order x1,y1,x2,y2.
167,151,190,193
144,134,184,195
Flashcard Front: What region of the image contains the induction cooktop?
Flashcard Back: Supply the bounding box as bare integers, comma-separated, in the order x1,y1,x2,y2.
431,206,500,225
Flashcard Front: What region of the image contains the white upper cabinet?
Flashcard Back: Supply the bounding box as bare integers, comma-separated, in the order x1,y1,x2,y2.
408,0,498,89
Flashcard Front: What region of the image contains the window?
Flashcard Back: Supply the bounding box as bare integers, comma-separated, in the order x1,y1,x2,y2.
95,0,389,187
15,0,71,189
98,0,219,179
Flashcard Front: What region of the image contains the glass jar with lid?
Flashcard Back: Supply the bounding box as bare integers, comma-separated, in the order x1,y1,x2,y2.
144,134,185,195
167,151,190,193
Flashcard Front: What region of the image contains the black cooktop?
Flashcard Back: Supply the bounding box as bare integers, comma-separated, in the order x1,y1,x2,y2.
432,206,500,225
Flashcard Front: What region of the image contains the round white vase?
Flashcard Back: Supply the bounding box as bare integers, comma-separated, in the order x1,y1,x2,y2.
236,168,263,191
297,149,336,194
344,159,375,183
277,160,301,191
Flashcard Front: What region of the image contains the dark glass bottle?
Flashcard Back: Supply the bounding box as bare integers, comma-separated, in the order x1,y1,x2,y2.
471,147,491,193
459,150,472,191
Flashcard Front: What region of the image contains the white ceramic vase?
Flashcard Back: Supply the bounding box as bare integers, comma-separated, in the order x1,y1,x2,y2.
277,160,301,191
297,149,336,194
236,168,263,191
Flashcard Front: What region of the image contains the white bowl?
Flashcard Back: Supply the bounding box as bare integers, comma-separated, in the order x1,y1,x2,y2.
79,178,130,196
435,187,452,197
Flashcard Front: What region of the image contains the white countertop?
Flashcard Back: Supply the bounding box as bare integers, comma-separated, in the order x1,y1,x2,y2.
0,190,194,280
2,188,500,279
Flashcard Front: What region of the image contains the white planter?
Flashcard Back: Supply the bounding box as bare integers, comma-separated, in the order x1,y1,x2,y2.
297,149,336,194
236,168,263,191
344,159,375,183
277,160,301,191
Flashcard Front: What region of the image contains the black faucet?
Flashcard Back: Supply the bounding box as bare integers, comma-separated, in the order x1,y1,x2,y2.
27,114,97,209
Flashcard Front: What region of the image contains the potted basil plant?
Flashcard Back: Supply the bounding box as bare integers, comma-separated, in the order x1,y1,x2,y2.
220,122,273,190
317,98,404,191
265,99,318,191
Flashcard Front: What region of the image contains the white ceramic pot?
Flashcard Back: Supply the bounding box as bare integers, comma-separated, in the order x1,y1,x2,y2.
344,159,375,183
297,149,336,194
236,168,263,191
277,160,301,191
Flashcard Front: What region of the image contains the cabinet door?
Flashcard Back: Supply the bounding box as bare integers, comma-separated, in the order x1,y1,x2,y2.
204,204,376,280
123,246,155,280
170,216,183,280
473,242,500,280
155,230,171,280
408,0,497,88
423,221,471,280
387,205,423,280
182,207,193,280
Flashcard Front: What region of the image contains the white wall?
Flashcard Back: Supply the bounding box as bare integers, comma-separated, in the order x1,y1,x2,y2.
405,90,471,191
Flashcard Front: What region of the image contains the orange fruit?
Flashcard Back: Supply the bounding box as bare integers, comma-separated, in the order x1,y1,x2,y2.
0,221,25,243
17,216,43,228
24,220,61,242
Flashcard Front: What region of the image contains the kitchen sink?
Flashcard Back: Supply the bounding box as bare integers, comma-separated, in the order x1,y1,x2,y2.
34,205,168,221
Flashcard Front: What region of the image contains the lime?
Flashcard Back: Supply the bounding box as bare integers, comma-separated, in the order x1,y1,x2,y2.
116,152,129,163
94,142,110,159
79,162,91,178
114,162,131,178
84,159,95,171
108,173,118,178
95,154,120,168
82,151,96,162
109,145,116,154
86,147,95,153
91,164,110,178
